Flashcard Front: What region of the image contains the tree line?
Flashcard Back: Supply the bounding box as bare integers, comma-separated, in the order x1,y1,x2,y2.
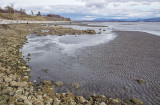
0,4,26,15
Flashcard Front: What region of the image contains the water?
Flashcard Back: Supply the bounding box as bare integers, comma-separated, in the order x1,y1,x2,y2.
88,22,160,36
21,22,160,104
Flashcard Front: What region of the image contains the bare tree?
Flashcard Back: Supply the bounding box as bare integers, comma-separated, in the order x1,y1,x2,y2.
5,4,14,14
19,9,26,15
31,10,34,15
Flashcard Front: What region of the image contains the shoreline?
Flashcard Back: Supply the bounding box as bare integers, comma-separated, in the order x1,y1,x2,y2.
0,24,129,105
0,24,149,105
25,30,160,105
0,19,70,24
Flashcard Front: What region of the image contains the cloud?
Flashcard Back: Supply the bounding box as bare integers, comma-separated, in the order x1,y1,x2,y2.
142,1,151,5
112,3,121,7
84,0,107,8
23,2,160,20
0,0,160,20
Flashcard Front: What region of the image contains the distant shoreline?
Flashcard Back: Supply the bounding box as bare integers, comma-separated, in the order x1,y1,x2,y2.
0,19,70,24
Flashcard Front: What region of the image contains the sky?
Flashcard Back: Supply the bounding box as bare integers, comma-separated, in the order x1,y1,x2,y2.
0,0,160,20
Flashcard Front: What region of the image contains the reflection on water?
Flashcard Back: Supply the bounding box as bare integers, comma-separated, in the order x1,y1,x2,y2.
87,22,160,36
21,22,160,105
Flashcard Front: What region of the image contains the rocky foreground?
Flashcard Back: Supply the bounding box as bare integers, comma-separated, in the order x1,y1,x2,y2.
0,24,143,105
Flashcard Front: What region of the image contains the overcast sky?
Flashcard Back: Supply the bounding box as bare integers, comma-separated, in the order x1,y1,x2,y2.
0,0,160,20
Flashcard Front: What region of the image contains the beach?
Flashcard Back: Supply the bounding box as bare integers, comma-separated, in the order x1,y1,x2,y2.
21,22,160,105
0,22,160,105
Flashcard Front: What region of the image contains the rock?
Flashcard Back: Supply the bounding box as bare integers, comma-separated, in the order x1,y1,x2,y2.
71,82,80,90
10,81,27,87
108,98,121,105
131,97,143,105
33,80,37,83
78,96,86,103
9,92,15,96
137,78,145,84
2,95,10,101
18,98,24,102
18,66,27,70
4,77,12,83
124,86,129,91
41,69,49,73
123,98,133,104
53,98,60,105
43,81,51,86
16,90,23,95
9,74,17,81
55,81,63,87
100,102,106,105
43,94,53,104
0,73,4,78
25,68,31,72
0,100,7,104
22,76,29,81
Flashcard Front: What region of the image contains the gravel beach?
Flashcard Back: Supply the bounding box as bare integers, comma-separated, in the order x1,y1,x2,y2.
24,30,160,105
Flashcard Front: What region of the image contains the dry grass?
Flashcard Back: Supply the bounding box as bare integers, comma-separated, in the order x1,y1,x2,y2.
0,13,46,21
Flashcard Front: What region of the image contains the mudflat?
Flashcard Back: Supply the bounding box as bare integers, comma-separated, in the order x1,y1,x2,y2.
25,30,160,104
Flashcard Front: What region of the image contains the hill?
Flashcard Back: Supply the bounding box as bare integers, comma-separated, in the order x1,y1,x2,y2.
0,13,46,21
0,13,71,21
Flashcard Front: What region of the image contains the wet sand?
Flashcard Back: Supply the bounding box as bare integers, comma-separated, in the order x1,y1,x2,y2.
23,31,160,105
77,31,160,105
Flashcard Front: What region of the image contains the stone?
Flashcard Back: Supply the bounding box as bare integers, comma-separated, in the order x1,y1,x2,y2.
18,98,24,102
2,95,10,101
108,98,121,105
131,97,143,105
55,81,63,87
33,80,37,83
9,92,15,96
10,81,27,87
43,81,51,86
16,90,23,95
100,102,106,105
71,82,80,90
137,78,145,84
78,96,86,103
0,100,7,104
41,69,49,73
124,86,129,91
54,98,60,105
22,76,29,81
4,77,12,83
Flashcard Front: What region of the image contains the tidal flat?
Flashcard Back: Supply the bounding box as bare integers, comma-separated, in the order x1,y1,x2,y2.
22,22,160,105
0,23,140,105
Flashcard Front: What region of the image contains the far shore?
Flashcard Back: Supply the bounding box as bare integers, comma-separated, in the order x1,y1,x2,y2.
0,19,71,24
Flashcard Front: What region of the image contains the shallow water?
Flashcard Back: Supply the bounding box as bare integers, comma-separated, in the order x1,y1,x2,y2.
87,22,160,36
21,22,160,105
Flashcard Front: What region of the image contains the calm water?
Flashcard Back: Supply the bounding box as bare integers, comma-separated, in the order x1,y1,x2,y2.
21,22,160,104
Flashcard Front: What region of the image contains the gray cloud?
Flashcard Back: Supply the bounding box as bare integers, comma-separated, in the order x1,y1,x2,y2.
1,0,159,20
79,0,160,8
23,3,160,20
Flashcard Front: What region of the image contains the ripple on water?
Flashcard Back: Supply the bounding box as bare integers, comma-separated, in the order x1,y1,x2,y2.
21,31,160,104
